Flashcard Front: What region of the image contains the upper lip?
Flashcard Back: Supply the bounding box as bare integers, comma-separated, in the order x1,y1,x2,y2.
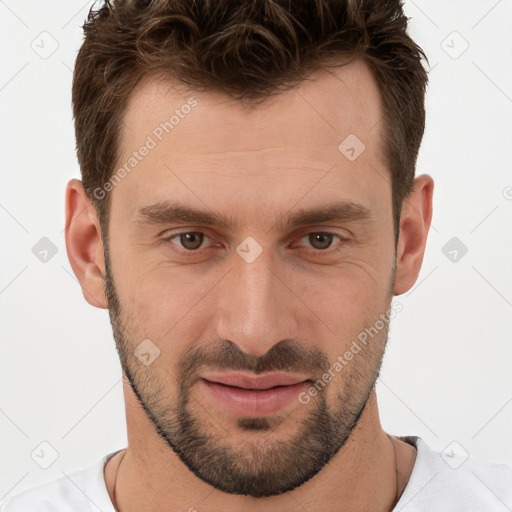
201,372,309,390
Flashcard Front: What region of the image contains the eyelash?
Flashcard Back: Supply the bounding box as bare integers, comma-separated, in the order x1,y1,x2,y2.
162,230,350,256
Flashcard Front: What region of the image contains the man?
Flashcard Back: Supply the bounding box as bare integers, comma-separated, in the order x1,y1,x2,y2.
2,0,511,510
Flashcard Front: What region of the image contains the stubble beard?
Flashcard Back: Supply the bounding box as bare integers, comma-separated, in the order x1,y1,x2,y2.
102,239,392,497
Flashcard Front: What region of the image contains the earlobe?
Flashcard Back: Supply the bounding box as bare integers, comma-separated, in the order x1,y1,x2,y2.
393,174,434,296
64,179,108,309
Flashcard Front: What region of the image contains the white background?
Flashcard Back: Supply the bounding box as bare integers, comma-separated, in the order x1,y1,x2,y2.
1,0,511,501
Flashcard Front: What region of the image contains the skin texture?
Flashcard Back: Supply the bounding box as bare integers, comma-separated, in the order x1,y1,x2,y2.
65,59,433,511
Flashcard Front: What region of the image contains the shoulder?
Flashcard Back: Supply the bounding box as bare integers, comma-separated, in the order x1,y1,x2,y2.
395,436,512,512
0,452,118,512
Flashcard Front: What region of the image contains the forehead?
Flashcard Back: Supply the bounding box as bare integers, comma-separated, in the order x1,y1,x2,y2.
111,59,387,225
122,58,382,151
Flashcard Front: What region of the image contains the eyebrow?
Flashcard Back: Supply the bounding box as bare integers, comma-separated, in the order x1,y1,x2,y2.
133,200,372,232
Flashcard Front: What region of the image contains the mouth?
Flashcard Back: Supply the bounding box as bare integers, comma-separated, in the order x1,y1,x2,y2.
199,372,311,418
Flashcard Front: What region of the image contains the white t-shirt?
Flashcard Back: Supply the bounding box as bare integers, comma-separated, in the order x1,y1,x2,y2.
1,436,511,511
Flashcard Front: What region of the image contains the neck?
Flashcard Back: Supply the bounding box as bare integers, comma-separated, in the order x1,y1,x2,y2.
106,385,416,512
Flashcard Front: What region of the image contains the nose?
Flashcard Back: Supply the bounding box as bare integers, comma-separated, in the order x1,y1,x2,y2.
214,244,301,356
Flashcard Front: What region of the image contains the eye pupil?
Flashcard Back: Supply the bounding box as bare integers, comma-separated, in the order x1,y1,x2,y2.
309,233,333,250
180,232,203,250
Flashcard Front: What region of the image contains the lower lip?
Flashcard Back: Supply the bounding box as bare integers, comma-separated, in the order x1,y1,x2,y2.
199,378,310,417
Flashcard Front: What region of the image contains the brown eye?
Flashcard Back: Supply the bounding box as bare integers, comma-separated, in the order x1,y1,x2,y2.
307,232,335,250
163,231,218,257
178,232,205,250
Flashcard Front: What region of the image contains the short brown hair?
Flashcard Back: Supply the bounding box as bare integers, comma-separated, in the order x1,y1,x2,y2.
72,0,428,241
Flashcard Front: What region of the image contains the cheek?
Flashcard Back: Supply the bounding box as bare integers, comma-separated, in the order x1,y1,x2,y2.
292,255,392,317
285,258,393,364
113,256,219,355
110,221,394,353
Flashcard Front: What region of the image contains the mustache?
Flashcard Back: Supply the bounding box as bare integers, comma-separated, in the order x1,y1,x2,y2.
177,339,331,381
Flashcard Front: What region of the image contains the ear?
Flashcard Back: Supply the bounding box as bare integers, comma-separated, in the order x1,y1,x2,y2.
64,179,108,308
394,174,434,296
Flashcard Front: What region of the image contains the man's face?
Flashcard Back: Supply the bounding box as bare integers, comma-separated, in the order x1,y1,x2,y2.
103,60,397,497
